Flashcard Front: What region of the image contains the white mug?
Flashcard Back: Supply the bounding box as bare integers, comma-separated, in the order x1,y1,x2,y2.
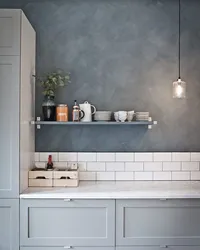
79,101,96,122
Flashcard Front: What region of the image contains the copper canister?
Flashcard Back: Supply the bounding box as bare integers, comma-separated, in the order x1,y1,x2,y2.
56,104,68,122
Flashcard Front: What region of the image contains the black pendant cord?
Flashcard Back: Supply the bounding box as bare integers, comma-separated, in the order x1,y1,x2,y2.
178,0,181,79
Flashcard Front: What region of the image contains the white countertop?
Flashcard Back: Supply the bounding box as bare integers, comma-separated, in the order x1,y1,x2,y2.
20,181,200,199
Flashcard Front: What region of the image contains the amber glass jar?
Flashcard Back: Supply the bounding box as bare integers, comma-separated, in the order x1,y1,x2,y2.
56,104,68,122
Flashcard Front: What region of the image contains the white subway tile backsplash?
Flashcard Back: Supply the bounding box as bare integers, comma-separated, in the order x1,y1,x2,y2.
154,172,171,181
35,153,39,162
116,153,134,162
144,162,162,171
182,162,199,171
97,153,115,162
106,162,124,171
163,162,181,171
87,162,105,172
172,153,190,162
40,152,58,162
153,153,171,162
35,162,46,168
191,153,200,162
59,153,77,162
54,162,68,168
35,151,200,181
172,172,190,181
116,172,134,181
191,172,200,180
97,172,115,181
125,162,143,171
135,153,153,162
78,153,96,162
77,162,87,171
79,172,96,181
135,172,153,181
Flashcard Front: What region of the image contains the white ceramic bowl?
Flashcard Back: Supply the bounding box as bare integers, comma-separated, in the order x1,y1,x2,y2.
94,111,112,121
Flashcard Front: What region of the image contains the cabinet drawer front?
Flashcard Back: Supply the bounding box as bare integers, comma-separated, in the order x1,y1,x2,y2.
0,10,21,55
20,199,115,246
116,247,200,250
116,199,200,246
0,199,19,250
21,247,114,250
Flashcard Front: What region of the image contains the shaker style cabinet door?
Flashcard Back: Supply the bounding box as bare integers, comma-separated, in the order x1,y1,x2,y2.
21,247,115,250
0,199,19,250
116,247,200,250
0,9,21,55
0,56,20,198
116,199,200,246
20,199,115,247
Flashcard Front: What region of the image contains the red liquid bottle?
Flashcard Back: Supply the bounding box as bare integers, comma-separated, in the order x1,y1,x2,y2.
46,155,53,171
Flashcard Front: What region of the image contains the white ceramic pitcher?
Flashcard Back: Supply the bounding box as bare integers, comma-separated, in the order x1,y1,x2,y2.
79,101,96,122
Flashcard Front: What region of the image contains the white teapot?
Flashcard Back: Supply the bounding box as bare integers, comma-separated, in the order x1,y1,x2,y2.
79,101,96,122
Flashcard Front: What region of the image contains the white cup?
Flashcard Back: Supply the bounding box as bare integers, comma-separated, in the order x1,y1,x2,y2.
127,110,135,122
118,111,127,122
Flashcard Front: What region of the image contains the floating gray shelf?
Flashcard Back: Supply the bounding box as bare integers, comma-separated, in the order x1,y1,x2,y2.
32,117,157,129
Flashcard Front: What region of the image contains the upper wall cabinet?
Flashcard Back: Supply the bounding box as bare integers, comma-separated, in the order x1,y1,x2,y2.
0,9,21,55
0,10,36,198
0,56,20,198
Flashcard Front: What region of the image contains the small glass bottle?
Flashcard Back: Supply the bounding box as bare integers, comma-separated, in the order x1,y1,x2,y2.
46,155,53,171
72,100,80,122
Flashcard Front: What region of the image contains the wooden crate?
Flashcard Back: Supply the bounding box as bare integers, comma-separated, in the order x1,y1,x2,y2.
53,168,79,187
28,170,53,187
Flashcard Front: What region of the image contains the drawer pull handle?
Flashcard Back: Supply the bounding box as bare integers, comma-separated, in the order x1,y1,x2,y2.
60,176,71,179
60,176,67,179
160,246,168,248
64,198,71,202
64,246,72,249
36,176,46,179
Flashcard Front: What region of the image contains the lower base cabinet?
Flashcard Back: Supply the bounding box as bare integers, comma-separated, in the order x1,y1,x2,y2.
117,248,200,250
116,199,200,246
21,248,114,250
20,198,200,250
20,199,115,247
0,199,19,250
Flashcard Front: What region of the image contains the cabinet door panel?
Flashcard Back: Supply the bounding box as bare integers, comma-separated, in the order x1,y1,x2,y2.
0,56,20,198
21,247,114,250
0,199,19,250
0,10,21,55
20,199,115,246
116,199,200,246
116,247,200,250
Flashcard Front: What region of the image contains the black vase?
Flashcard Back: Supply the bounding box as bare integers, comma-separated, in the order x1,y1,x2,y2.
42,96,56,121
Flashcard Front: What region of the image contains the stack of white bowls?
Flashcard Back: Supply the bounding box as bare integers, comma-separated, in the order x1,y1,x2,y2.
136,112,149,121
94,111,112,121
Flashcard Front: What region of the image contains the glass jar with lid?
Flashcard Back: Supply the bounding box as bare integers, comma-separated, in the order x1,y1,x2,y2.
56,104,68,122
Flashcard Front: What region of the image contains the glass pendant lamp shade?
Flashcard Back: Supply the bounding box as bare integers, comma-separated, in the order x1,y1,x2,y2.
172,0,187,99
173,78,186,98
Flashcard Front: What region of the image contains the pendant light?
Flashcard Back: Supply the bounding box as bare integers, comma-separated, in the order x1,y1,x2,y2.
173,0,186,99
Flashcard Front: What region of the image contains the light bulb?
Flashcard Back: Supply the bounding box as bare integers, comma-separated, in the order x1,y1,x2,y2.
173,78,186,98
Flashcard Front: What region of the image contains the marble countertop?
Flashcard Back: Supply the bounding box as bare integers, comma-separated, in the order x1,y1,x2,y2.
20,181,200,199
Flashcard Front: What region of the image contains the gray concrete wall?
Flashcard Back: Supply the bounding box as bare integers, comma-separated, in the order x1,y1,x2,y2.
1,0,200,152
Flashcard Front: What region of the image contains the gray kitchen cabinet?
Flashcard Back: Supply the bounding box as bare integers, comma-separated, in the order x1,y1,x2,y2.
20,199,115,247
0,10,21,55
116,247,200,250
0,56,20,198
0,10,35,198
0,199,19,250
21,247,115,250
116,199,200,246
